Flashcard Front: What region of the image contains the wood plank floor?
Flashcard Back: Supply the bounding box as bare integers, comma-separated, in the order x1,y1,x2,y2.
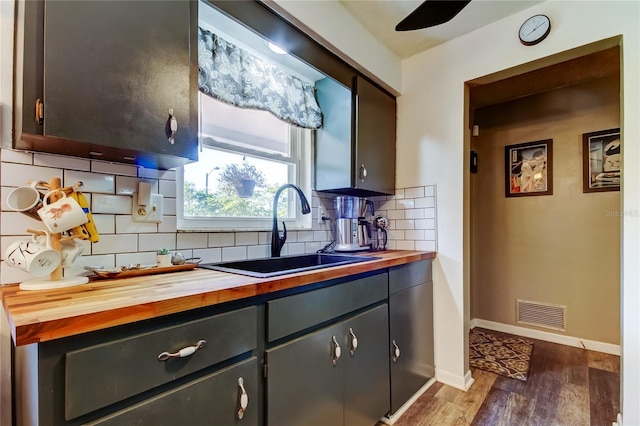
386,332,620,426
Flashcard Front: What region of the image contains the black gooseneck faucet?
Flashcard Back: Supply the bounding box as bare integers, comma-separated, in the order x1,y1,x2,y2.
271,184,311,257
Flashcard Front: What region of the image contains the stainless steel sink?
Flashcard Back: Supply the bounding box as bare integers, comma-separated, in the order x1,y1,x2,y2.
198,253,379,278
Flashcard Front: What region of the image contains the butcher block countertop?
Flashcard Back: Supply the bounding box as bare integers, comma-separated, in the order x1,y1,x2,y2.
2,250,435,346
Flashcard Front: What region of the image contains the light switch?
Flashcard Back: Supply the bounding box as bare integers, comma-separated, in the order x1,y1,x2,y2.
138,181,152,206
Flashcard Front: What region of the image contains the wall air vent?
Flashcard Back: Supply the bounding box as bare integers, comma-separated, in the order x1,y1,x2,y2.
516,299,566,331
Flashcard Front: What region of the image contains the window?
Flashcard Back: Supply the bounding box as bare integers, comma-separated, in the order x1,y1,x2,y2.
177,94,312,231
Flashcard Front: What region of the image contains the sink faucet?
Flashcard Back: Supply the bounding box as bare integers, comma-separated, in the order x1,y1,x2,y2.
271,184,311,257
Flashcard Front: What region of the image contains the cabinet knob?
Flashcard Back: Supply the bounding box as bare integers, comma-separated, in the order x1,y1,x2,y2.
165,108,178,145
392,340,401,363
331,335,342,366
359,164,368,183
237,377,249,420
349,328,358,356
157,339,206,361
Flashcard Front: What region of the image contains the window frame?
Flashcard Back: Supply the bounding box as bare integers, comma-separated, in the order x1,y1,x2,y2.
177,121,313,232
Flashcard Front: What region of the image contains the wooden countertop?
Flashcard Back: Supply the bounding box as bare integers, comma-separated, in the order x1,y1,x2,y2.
2,250,435,346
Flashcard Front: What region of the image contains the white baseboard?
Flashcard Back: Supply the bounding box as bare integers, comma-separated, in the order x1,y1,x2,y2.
435,368,474,391
379,378,437,425
471,318,620,356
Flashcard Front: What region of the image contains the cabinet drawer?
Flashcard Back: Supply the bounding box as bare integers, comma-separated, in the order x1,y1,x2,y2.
65,306,257,420
267,272,388,342
88,357,259,426
389,260,432,294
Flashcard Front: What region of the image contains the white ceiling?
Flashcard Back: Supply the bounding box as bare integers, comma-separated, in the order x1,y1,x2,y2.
339,0,544,59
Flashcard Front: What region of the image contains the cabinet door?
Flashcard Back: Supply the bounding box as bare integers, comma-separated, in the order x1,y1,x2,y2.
41,0,197,166
389,281,435,413
89,357,258,426
266,323,344,426
354,76,396,194
343,304,390,426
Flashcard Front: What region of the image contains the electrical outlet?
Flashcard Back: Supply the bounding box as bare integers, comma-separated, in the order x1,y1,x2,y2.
132,193,163,223
317,206,324,224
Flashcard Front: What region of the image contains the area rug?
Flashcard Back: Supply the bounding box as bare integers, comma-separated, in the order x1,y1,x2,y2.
469,328,534,382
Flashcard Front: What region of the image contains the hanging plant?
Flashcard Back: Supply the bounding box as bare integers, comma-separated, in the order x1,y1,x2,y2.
219,158,267,198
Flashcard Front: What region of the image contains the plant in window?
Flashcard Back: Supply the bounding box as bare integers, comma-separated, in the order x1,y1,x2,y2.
219,159,267,198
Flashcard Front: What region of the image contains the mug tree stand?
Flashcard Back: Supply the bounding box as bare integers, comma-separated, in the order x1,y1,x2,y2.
18,177,89,291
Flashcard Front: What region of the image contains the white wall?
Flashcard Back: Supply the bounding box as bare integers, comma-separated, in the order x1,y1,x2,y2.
398,0,639,423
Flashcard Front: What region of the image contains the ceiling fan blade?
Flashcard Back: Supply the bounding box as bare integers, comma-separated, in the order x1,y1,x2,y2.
395,0,472,31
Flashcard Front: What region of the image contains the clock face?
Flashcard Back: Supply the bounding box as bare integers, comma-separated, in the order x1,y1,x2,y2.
519,14,551,45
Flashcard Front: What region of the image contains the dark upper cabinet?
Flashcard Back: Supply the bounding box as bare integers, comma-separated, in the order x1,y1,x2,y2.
14,0,198,170
315,76,396,196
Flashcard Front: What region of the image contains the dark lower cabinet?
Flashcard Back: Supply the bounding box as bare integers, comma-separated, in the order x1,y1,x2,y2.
389,260,435,414
88,357,259,426
266,304,390,426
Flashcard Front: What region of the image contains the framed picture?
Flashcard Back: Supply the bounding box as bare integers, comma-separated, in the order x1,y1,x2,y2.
505,139,553,197
582,128,621,193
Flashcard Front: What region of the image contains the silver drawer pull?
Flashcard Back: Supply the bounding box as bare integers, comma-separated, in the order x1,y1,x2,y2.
349,328,358,356
237,377,249,420
392,340,401,363
359,164,367,183
157,339,206,361
331,335,342,366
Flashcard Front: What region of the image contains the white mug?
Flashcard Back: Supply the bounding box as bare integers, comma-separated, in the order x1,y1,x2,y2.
4,233,61,277
6,181,48,221
60,239,84,268
37,190,88,233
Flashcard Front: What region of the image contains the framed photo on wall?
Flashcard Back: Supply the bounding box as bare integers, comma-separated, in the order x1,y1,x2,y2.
505,139,553,197
582,128,621,193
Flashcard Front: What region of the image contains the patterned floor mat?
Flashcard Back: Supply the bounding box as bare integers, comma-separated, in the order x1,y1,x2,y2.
469,328,534,381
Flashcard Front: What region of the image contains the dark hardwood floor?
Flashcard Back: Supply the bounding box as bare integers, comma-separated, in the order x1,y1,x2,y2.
388,333,620,426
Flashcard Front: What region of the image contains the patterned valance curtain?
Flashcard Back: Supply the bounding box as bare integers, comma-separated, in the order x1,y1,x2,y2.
198,27,323,130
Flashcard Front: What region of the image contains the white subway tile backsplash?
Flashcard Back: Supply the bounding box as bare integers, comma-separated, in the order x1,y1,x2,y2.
396,240,415,250
115,215,157,234
394,189,405,199
287,242,306,255
386,229,404,240
395,220,415,230
425,185,435,197
208,233,235,247
414,219,436,230
304,242,321,253
92,234,138,255
65,170,115,193
2,149,33,164
386,210,404,220
1,260,34,284
92,214,115,234
1,212,41,236
162,198,177,216
405,229,425,240
396,199,415,209
405,209,425,219
177,233,208,249
158,215,177,233
425,208,436,219
415,240,437,251
92,161,137,177
139,233,176,252
34,153,90,171
236,232,259,246
159,180,177,198
404,187,425,198
313,230,331,241
258,232,270,245
424,230,437,241
415,197,435,208
193,248,221,263
296,230,314,242
1,163,62,187
379,199,396,211
222,246,247,261
63,254,115,278
116,176,153,195
92,194,132,214
140,168,176,181
117,252,157,268
248,244,269,259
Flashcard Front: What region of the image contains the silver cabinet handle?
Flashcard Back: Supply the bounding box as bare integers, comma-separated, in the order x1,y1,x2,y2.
166,108,178,145
237,377,248,420
157,339,206,361
392,340,401,363
349,328,358,356
359,164,368,183
331,335,342,366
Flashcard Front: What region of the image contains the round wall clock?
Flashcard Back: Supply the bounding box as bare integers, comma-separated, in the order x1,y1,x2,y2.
518,14,551,46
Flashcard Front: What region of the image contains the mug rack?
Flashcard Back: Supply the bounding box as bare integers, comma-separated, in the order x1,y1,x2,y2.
18,177,89,291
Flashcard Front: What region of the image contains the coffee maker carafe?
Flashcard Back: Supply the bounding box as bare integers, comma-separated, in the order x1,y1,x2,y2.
334,196,374,252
